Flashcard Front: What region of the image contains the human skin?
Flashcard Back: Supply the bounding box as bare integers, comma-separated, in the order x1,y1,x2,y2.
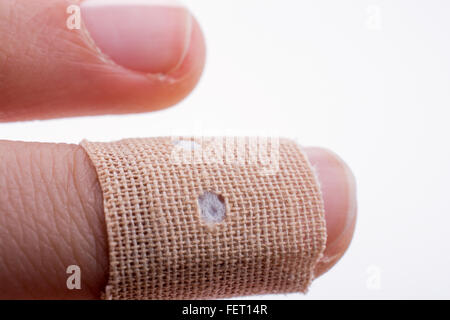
0,0,357,299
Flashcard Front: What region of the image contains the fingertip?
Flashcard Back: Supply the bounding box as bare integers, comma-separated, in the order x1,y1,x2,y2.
303,147,357,278
0,1,207,121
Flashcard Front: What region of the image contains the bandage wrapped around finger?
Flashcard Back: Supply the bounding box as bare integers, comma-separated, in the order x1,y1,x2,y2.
80,137,327,300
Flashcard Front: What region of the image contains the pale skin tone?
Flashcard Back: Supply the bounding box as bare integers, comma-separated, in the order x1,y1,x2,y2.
0,0,357,299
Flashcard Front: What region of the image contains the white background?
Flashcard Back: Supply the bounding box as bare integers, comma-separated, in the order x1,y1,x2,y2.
1,0,449,299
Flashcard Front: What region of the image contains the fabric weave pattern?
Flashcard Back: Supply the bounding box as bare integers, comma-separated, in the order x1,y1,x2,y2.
81,137,327,300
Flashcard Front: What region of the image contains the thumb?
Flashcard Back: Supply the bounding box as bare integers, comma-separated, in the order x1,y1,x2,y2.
0,0,206,122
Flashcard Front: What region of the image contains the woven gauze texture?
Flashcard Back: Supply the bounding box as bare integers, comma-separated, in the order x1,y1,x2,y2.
80,137,327,300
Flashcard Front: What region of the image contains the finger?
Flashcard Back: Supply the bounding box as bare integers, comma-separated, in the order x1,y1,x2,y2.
0,141,107,299
0,0,206,122
303,147,357,278
0,141,356,299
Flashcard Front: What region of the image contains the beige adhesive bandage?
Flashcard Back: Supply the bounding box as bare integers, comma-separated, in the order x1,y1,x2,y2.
80,137,327,299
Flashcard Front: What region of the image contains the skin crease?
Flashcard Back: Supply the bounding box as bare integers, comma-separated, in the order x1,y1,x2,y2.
0,142,356,299
0,0,357,299
0,142,108,299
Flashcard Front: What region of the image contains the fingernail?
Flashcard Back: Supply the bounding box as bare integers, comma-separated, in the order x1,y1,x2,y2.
81,0,193,74
303,147,357,276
